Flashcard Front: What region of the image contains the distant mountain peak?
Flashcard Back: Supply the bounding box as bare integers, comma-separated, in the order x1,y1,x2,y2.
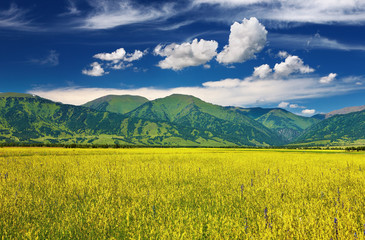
83,94,148,114
90,94,148,101
325,105,365,118
163,94,203,102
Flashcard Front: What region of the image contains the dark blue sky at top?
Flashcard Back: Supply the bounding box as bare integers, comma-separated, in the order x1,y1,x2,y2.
1,0,365,115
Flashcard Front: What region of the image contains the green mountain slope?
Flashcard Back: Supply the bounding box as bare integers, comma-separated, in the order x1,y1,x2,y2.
294,110,365,146
83,95,149,114
0,94,238,146
228,107,319,142
4,92,362,147
127,94,284,146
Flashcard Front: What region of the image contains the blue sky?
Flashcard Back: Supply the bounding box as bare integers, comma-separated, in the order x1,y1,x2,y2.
1,0,365,115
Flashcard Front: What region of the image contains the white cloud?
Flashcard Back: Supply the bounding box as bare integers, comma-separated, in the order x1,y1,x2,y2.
154,38,218,70
320,73,337,84
110,62,133,70
290,104,306,109
192,0,365,25
0,4,36,31
82,62,108,77
253,64,272,78
29,74,365,106
94,48,144,62
60,0,81,16
79,0,176,29
216,17,267,64
302,109,316,115
31,50,59,66
278,101,305,109
202,78,241,88
277,51,289,58
194,0,271,6
342,76,363,84
278,102,289,108
250,54,314,79
88,48,144,75
274,55,314,77
270,33,365,51
157,20,195,31
94,48,126,61
124,50,144,62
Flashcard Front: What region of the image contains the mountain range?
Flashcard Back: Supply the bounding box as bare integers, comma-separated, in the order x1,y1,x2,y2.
0,92,364,147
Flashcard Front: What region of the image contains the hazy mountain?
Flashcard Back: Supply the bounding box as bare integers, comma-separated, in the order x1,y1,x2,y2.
228,107,319,142
311,105,365,120
127,94,284,146
83,95,149,114
294,109,365,146
325,105,365,118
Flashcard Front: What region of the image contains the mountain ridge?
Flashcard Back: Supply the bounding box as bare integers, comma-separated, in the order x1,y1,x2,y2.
126,94,285,146
0,95,240,146
227,106,319,142
0,92,364,146
294,109,365,146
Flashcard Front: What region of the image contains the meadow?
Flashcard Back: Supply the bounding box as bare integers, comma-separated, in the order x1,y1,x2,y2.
1,147,365,239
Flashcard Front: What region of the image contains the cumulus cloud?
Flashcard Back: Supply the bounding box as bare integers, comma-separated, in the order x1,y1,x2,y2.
278,101,305,109
85,48,145,76
124,50,144,62
94,48,144,63
216,17,267,64
154,38,218,70
302,109,316,115
253,64,272,78
277,51,289,58
110,62,133,70
278,101,289,108
274,55,314,77
289,104,299,108
94,48,145,62
82,62,108,77
94,48,127,61
320,73,337,84
250,53,314,79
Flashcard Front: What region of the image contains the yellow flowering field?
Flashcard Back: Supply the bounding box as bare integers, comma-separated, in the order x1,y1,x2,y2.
0,147,365,239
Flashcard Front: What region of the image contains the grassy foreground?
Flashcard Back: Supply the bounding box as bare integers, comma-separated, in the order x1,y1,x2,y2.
1,148,365,239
